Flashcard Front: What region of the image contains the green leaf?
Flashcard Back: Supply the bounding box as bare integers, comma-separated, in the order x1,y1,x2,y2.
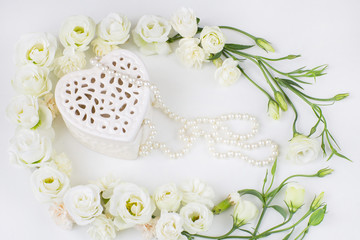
238,189,265,203
225,43,254,50
334,151,351,162
282,228,294,240
271,158,277,176
277,78,304,90
308,206,326,226
196,17,200,24
208,51,222,60
270,205,288,219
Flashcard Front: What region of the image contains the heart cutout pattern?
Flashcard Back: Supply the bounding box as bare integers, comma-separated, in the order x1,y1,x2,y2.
55,50,150,159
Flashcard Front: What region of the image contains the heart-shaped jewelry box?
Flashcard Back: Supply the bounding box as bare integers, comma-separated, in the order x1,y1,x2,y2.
55,50,151,159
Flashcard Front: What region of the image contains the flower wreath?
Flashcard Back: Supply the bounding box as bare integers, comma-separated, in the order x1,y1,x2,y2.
7,7,346,240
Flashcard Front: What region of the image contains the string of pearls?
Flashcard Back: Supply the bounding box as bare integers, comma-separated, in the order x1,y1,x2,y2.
90,57,279,166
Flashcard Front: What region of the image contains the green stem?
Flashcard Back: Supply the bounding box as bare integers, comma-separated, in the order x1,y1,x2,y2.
188,226,247,239
269,211,312,234
219,26,256,40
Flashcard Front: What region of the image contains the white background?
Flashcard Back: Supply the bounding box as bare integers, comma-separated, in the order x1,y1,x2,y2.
1,0,359,239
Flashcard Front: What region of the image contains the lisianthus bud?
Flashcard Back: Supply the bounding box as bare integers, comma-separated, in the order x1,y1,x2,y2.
316,168,333,177
275,91,288,111
255,38,275,52
233,200,258,226
311,192,324,210
334,93,349,101
284,183,305,212
268,100,280,120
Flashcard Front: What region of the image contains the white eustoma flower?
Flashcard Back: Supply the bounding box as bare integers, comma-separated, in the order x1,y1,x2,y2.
181,179,215,208
171,8,198,38
132,15,171,55
59,15,96,51
63,184,103,225
87,214,117,240
52,152,72,177
31,166,70,202
200,26,225,54
13,64,51,97
15,32,58,68
156,211,185,240
215,58,241,86
233,199,258,226
286,134,320,164
284,183,305,212
53,47,86,78
154,183,182,212
91,38,119,57
95,174,122,199
176,38,208,69
6,95,39,129
180,203,213,234
97,13,131,45
108,182,155,230
49,202,74,230
9,128,52,168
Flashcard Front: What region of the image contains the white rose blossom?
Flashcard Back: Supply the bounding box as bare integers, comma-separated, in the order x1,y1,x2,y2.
87,214,117,240
181,179,215,208
286,134,320,164
13,64,52,97
97,13,131,45
6,95,39,129
180,202,213,234
200,26,226,54
53,47,86,78
215,58,241,86
59,15,95,51
52,152,72,177
154,183,183,212
176,38,208,69
95,174,122,199
15,32,58,68
31,165,70,202
91,38,119,57
233,199,258,225
156,211,185,240
9,128,52,168
49,202,74,230
132,15,172,55
171,8,198,38
108,182,155,230
63,184,103,225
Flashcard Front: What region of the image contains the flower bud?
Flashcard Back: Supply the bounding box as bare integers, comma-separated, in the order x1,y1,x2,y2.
275,91,288,111
316,168,333,177
212,192,241,215
268,100,280,120
233,200,258,226
212,57,223,68
255,38,275,52
284,183,305,212
334,93,349,101
311,192,324,210
286,54,301,60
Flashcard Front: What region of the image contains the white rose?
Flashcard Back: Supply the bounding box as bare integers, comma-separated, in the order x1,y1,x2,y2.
37,102,53,130
176,38,208,69
6,95,39,129
180,203,213,234
156,211,185,240
9,128,52,168
171,8,198,38
63,184,103,225
284,183,305,212
154,183,182,212
88,214,117,240
215,58,241,86
200,26,225,54
97,13,131,45
53,47,86,78
95,174,122,199
15,32,57,68
49,202,74,230
286,134,320,164
31,166,70,202
91,38,119,57
233,199,258,226
180,179,215,208
13,64,51,97
52,152,72,177
108,182,155,230
59,15,96,51
132,15,171,55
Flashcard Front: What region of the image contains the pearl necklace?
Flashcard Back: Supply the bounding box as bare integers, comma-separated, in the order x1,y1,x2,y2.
90,57,279,166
